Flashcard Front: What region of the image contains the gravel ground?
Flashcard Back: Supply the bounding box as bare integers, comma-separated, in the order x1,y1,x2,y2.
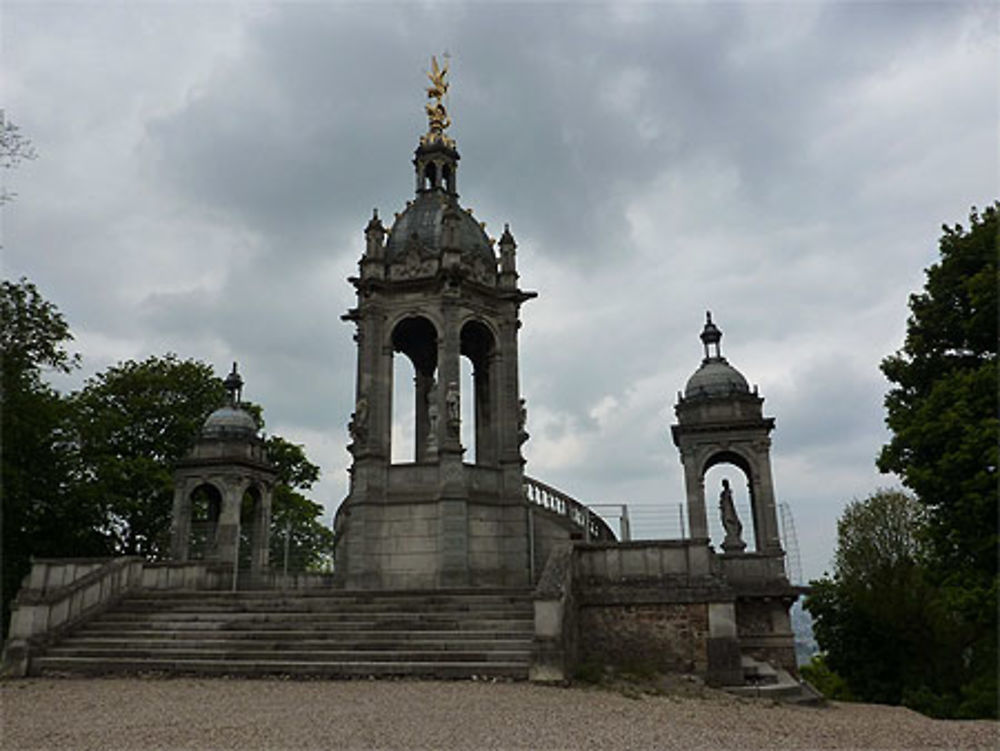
1,677,996,750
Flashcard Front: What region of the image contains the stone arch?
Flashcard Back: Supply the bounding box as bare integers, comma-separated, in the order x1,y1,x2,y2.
702,449,757,552
460,319,498,465
423,162,437,190
187,480,223,560
390,315,439,463
238,482,270,576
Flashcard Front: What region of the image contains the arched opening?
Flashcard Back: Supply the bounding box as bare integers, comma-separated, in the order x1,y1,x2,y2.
442,164,452,192
391,316,438,463
460,320,496,466
238,484,264,573
703,451,757,553
188,482,222,560
460,356,475,462
423,162,437,190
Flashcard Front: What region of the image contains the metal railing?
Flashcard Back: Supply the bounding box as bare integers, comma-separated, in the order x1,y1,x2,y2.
523,475,617,542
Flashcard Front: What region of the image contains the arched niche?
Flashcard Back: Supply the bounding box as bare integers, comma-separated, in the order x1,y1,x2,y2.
391,315,439,463
703,460,756,553
700,448,765,553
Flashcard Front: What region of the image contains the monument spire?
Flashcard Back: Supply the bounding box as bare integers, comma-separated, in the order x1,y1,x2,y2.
413,54,459,195
421,54,455,149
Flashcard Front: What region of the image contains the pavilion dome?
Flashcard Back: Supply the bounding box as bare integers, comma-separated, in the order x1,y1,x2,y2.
384,190,496,267
684,358,750,400
202,405,258,439
681,311,752,401
200,362,259,440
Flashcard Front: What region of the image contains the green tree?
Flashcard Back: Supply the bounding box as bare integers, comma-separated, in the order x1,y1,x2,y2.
69,355,228,556
69,356,333,570
1,279,105,637
265,435,335,573
877,203,998,717
806,491,937,707
1,111,38,204
879,203,997,580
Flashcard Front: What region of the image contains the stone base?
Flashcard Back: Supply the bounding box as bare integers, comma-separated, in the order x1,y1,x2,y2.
338,499,530,589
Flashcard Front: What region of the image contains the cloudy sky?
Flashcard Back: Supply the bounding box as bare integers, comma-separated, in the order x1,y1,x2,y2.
4,1,997,581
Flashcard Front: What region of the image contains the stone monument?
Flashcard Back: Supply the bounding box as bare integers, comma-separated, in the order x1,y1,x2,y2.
335,57,537,589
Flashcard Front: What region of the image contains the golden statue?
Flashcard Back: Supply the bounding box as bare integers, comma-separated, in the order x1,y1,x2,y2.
422,54,455,148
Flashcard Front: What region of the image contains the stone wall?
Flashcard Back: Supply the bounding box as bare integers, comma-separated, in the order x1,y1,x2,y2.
578,602,709,675
734,598,797,673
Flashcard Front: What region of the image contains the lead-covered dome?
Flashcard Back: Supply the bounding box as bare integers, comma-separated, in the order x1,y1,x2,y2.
684,359,750,399
201,362,259,440
385,190,495,267
202,405,258,438
682,311,752,401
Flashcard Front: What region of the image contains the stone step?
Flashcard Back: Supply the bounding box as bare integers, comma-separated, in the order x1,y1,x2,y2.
79,618,534,632
115,602,532,615
122,590,532,605
30,588,537,680
95,609,530,622
45,646,531,662
55,636,530,651
30,656,530,679
63,629,528,643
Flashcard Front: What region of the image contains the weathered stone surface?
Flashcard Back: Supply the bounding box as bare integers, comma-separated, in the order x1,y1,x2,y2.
578,602,709,675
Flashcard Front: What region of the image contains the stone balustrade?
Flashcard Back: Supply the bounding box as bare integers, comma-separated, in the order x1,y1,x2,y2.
2,557,144,676
524,476,616,542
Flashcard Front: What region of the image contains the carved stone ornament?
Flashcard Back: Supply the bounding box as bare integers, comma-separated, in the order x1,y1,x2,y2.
518,397,529,445
462,253,496,286
426,380,440,453
348,394,369,444
391,234,437,280
445,380,460,436
719,479,746,553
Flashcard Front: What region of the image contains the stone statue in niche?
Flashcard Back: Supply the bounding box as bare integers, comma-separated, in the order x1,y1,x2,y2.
518,398,529,445
445,380,460,436
348,394,369,444
719,478,746,552
426,380,439,454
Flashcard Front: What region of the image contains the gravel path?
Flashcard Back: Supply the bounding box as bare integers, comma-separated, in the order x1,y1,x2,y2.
1,677,996,750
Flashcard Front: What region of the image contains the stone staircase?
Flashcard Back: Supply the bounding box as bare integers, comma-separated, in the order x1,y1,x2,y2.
724,655,824,705
29,589,535,680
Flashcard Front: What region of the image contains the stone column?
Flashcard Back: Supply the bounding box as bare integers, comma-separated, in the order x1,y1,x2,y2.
169,479,191,561
249,485,272,577
683,457,709,541
438,302,468,586
215,480,243,568
414,370,433,462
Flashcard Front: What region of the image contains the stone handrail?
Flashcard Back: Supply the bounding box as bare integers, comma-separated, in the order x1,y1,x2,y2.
2,556,145,676
524,475,616,542
529,541,576,683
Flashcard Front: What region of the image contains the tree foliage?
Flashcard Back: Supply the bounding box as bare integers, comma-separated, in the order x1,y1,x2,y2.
264,435,335,573
878,203,998,580
1,111,38,203
1,279,104,637
810,205,999,718
69,355,228,556
806,491,937,707
2,279,335,636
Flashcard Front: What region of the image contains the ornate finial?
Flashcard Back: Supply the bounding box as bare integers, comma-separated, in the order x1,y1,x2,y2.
223,362,244,406
421,54,455,148
700,311,723,360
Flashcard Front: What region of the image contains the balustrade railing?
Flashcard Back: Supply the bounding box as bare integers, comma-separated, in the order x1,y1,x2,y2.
523,475,616,541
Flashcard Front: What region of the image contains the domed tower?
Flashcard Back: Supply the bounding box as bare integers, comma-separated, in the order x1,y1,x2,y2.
337,58,535,589
170,364,276,580
671,313,783,557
